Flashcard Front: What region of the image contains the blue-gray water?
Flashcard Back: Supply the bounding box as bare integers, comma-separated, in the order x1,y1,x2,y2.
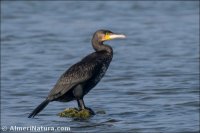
1,1,199,133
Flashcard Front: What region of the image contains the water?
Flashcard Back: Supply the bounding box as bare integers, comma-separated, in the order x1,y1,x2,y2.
1,1,199,132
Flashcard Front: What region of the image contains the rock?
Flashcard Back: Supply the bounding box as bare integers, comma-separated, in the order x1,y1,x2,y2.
58,108,93,119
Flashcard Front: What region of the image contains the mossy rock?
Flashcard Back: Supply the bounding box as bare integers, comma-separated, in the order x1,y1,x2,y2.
58,108,93,119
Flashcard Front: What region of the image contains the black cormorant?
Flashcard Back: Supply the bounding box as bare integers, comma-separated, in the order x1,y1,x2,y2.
28,29,126,118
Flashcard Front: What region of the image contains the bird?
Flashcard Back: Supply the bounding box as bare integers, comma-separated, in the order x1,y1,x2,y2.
28,29,126,118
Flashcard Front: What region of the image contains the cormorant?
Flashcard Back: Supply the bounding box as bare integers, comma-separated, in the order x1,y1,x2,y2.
28,29,126,118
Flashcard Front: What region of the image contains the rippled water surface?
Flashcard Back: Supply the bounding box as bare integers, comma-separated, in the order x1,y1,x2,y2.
1,1,199,132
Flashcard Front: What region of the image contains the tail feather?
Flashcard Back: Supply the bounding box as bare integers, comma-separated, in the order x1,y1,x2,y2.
28,99,49,118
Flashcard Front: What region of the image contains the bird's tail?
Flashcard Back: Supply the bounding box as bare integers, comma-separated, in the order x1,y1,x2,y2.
28,99,49,118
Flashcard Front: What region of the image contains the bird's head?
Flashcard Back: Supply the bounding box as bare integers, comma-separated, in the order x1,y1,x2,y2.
93,29,126,42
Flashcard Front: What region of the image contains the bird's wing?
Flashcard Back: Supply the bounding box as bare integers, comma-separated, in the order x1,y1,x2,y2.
47,60,100,100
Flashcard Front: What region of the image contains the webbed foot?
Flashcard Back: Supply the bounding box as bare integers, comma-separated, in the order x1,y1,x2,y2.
85,107,95,115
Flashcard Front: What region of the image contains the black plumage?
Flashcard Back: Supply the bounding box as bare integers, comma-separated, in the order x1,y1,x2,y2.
28,30,125,118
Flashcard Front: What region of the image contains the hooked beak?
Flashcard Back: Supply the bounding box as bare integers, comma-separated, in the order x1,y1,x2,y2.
109,33,126,39
104,33,126,41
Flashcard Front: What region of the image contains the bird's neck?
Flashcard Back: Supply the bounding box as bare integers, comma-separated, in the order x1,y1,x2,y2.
92,38,113,54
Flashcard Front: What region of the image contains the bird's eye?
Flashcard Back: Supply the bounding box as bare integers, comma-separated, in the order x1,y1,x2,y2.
105,32,109,36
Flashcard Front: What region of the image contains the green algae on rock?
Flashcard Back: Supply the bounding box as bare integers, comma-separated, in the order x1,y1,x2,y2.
58,108,93,119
